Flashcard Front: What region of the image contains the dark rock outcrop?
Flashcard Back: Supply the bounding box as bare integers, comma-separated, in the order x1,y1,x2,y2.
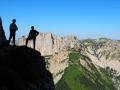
0,17,7,46
0,46,55,90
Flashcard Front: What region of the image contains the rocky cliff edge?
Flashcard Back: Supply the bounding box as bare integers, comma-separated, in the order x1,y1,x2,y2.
0,45,55,90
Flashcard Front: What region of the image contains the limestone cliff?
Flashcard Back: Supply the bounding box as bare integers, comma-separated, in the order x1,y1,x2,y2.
17,32,80,55
48,50,69,84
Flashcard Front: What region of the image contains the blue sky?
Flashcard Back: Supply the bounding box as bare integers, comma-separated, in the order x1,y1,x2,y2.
0,0,120,39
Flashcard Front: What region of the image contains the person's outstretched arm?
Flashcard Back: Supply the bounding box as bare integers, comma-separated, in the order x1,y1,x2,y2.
16,24,18,31
36,30,39,36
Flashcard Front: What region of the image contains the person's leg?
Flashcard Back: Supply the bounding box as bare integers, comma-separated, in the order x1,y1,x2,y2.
26,37,31,46
8,33,13,44
25,38,29,46
33,38,36,49
13,32,16,46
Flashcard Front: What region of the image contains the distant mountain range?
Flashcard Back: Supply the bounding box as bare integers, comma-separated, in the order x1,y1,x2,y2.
17,33,120,90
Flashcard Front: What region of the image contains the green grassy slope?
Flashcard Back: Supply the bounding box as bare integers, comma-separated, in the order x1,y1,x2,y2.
55,51,117,90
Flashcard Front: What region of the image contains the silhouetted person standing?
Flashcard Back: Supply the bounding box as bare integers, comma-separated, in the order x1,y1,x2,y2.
8,19,18,45
26,26,39,49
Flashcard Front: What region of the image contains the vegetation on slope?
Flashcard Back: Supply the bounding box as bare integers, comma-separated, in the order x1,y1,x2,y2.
69,49,80,63
55,50,117,90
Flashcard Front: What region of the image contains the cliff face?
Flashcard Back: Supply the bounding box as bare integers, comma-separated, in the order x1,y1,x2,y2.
0,17,7,46
17,33,80,55
0,46,55,90
48,50,69,84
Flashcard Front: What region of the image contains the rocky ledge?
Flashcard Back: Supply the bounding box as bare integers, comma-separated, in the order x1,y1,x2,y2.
0,46,55,90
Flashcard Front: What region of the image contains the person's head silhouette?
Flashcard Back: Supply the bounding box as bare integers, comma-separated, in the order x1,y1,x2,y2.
12,19,16,23
31,26,34,30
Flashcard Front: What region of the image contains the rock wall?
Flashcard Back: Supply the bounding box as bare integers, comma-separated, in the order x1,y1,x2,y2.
48,50,69,84
17,32,80,55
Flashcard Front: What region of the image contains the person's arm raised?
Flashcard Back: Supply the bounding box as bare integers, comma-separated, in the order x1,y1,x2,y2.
36,30,39,36
16,24,18,31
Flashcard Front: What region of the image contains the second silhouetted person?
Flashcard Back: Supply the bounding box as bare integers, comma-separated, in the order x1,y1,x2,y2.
26,26,39,49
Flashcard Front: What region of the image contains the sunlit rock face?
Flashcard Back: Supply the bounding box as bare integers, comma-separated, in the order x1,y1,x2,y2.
80,38,120,74
17,32,80,55
48,50,69,84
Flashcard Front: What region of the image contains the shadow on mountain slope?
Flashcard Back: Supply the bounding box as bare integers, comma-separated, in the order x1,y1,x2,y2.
0,46,55,90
